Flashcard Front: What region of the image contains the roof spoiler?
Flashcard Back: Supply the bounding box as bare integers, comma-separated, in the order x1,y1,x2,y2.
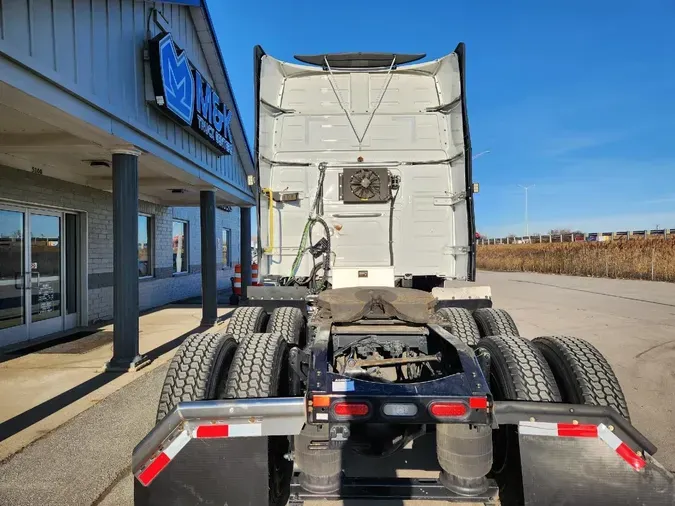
294,52,426,69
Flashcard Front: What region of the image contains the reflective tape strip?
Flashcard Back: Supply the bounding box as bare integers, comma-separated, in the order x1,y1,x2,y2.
518,421,559,437
136,429,190,486
193,423,262,439
195,424,229,438
136,423,266,486
556,423,598,438
598,423,646,471
234,281,242,287
520,421,597,438
519,421,646,472
136,452,169,486
230,423,262,437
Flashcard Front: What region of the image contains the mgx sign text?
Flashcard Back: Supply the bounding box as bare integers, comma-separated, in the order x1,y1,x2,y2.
148,32,232,155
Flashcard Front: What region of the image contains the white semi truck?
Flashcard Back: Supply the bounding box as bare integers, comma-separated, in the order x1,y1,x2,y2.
132,45,674,506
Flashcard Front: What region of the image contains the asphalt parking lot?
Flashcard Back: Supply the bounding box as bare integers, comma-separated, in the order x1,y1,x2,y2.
0,271,673,505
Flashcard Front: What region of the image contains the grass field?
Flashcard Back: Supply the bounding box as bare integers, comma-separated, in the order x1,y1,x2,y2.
477,239,675,282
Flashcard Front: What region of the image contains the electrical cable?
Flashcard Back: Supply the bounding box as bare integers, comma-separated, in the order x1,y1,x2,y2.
389,186,400,267
287,163,331,286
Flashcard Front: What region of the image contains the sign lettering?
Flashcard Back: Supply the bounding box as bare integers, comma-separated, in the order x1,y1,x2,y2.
148,32,232,155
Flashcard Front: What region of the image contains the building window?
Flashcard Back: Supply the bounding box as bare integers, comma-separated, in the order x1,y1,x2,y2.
173,220,188,274
138,215,153,278
222,228,231,268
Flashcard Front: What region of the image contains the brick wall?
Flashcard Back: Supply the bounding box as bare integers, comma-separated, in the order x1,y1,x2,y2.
1,166,241,324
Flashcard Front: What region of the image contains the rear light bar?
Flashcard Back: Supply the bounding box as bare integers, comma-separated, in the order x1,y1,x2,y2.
310,394,489,422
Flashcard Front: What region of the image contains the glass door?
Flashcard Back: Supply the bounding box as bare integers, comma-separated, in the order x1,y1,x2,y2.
28,212,64,338
0,208,27,346
0,206,79,347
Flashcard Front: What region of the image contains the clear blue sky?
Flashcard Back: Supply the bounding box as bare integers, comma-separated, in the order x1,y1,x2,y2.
208,0,675,237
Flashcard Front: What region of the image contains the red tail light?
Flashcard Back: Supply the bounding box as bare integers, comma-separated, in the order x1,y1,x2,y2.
334,402,369,417
430,402,468,418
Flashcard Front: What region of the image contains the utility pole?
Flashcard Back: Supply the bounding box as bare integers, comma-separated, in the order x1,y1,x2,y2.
518,185,535,236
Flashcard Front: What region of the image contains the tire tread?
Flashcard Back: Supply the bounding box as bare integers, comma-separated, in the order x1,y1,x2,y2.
479,335,561,402
533,335,630,419
266,307,304,345
473,308,520,337
436,307,481,346
225,332,287,398
226,306,268,342
156,330,235,422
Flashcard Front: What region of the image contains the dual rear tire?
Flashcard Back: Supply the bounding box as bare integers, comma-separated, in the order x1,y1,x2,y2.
157,306,629,505
435,307,520,346
156,306,303,506
437,309,628,503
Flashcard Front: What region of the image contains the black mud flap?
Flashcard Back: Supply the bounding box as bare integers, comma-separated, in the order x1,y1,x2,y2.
134,437,269,506
518,422,675,506
132,398,306,506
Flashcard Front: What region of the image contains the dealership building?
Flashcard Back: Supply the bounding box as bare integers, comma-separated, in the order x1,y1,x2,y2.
0,0,255,368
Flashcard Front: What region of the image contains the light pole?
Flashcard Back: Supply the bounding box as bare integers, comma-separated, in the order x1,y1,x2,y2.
518,185,534,236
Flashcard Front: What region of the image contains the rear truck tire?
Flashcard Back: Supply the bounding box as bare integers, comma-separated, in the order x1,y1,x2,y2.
266,307,305,345
226,306,269,342
473,308,520,337
474,335,562,505
532,335,630,420
156,330,238,423
224,333,293,506
477,334,561,403
435,307,481,346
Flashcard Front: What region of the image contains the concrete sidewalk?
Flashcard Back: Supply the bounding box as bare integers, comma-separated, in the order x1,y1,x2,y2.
0,304,234,460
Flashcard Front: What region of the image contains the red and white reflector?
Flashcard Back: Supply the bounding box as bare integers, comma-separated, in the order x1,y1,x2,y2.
598,423,647,471
136,422,264,487
193,423,262,439
136,429,190,486
519,421,646,471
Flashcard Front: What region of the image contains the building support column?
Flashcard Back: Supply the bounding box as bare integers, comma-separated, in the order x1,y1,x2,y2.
200,190,218,326
106,147,147,372
240,207,252,301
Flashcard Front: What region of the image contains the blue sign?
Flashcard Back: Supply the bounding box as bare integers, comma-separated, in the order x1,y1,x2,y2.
148,32,232,155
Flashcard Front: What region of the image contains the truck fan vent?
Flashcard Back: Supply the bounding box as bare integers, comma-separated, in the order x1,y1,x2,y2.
341,167,391,203
350,169,381,200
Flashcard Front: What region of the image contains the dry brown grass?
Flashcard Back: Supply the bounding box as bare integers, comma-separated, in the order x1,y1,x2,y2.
477,239,675,282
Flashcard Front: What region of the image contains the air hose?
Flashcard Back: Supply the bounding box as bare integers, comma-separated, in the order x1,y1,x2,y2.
286,163,331,288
